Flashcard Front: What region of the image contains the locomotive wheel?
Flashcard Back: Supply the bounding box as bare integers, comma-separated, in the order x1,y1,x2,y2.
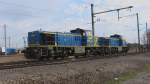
85,49,91,57
53,56,58,60
75,55,79,58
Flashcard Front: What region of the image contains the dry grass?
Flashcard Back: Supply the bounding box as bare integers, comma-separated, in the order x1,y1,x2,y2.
107,65,150,84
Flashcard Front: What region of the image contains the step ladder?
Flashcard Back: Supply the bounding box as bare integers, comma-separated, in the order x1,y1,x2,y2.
41,48,48,57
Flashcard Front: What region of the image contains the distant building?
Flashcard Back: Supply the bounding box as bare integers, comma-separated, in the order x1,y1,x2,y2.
0,47,2,55
143,29,150,46
0,47,16,55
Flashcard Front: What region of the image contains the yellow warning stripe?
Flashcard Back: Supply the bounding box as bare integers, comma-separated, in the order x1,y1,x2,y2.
28,44,128,48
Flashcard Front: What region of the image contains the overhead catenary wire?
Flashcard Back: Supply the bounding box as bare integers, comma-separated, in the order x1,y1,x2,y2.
91,4,133,46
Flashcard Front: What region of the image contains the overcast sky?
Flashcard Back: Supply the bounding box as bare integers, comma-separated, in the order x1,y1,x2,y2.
0,0,149,48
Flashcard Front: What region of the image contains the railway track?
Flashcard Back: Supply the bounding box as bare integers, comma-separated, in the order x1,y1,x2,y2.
0,51,149,70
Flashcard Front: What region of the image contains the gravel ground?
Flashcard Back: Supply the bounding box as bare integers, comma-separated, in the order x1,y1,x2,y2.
0,54,27,63
0,52,150,84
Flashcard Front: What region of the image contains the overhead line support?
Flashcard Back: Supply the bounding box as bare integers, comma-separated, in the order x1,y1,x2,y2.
90,4,133,46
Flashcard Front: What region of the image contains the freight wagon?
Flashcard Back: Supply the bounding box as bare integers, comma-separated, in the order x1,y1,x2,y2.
25,28,129,60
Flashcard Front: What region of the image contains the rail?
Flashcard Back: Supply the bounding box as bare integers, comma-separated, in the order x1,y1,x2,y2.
0,49,149,70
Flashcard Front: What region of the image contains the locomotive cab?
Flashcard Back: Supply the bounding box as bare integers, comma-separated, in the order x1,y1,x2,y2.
28,31,56,46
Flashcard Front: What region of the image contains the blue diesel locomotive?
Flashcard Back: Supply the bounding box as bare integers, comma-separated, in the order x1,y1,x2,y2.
25,28,129,60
